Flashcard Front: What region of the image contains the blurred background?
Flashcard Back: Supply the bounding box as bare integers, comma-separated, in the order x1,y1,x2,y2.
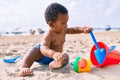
0,0,120,36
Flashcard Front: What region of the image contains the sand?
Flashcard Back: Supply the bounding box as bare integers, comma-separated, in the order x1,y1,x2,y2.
0,31,120,80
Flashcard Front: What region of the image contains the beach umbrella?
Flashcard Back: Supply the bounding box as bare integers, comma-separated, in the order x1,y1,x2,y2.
13,27,21,31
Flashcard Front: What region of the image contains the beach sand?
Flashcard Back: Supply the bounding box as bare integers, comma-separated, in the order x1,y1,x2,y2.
0,31,120,80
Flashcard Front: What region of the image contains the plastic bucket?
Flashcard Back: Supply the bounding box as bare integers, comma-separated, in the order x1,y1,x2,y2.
90,42,120,67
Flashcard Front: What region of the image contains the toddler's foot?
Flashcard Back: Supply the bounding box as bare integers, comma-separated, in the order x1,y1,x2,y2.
49,53,69,69
18,68,33,76
49,60,63,69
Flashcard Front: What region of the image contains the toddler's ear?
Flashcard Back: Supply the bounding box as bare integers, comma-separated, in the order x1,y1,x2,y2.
48,21,54,28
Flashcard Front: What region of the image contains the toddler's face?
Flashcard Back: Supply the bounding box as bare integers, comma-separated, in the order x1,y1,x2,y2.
52,14,69,34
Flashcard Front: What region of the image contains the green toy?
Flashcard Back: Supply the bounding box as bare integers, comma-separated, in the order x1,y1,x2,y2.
71,56,91,73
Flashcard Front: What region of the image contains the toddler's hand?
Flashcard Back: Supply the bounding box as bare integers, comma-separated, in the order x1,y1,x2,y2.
78,58,87,68
53,52,66,61
83,26,93,33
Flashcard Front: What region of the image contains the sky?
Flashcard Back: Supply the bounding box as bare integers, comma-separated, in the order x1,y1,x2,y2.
0,0,120,32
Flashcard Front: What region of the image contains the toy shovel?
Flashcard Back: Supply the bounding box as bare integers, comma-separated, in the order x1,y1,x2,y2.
3,55,21,63
90,31,106,64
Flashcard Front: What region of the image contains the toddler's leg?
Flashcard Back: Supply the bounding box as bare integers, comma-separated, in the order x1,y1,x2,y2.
49,53,69,69
18,47,42,76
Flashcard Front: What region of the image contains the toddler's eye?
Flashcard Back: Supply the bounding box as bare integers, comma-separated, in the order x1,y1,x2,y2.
61,23,65,25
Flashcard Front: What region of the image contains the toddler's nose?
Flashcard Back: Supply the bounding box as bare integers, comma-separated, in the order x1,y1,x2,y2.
65,24,67,29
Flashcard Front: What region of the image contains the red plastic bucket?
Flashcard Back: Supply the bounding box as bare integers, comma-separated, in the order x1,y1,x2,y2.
90,42,120,67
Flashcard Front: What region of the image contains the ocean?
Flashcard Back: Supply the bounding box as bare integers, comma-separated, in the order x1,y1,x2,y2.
0,27,120,36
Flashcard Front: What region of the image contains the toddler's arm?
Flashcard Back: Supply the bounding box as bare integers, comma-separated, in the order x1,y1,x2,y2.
41,45,66,61
66,26,93,34
40,31,55,58
40,45,55,58
40,30,64,59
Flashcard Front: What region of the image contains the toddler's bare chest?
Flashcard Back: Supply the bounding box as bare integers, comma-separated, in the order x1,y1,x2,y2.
51,35,65,47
